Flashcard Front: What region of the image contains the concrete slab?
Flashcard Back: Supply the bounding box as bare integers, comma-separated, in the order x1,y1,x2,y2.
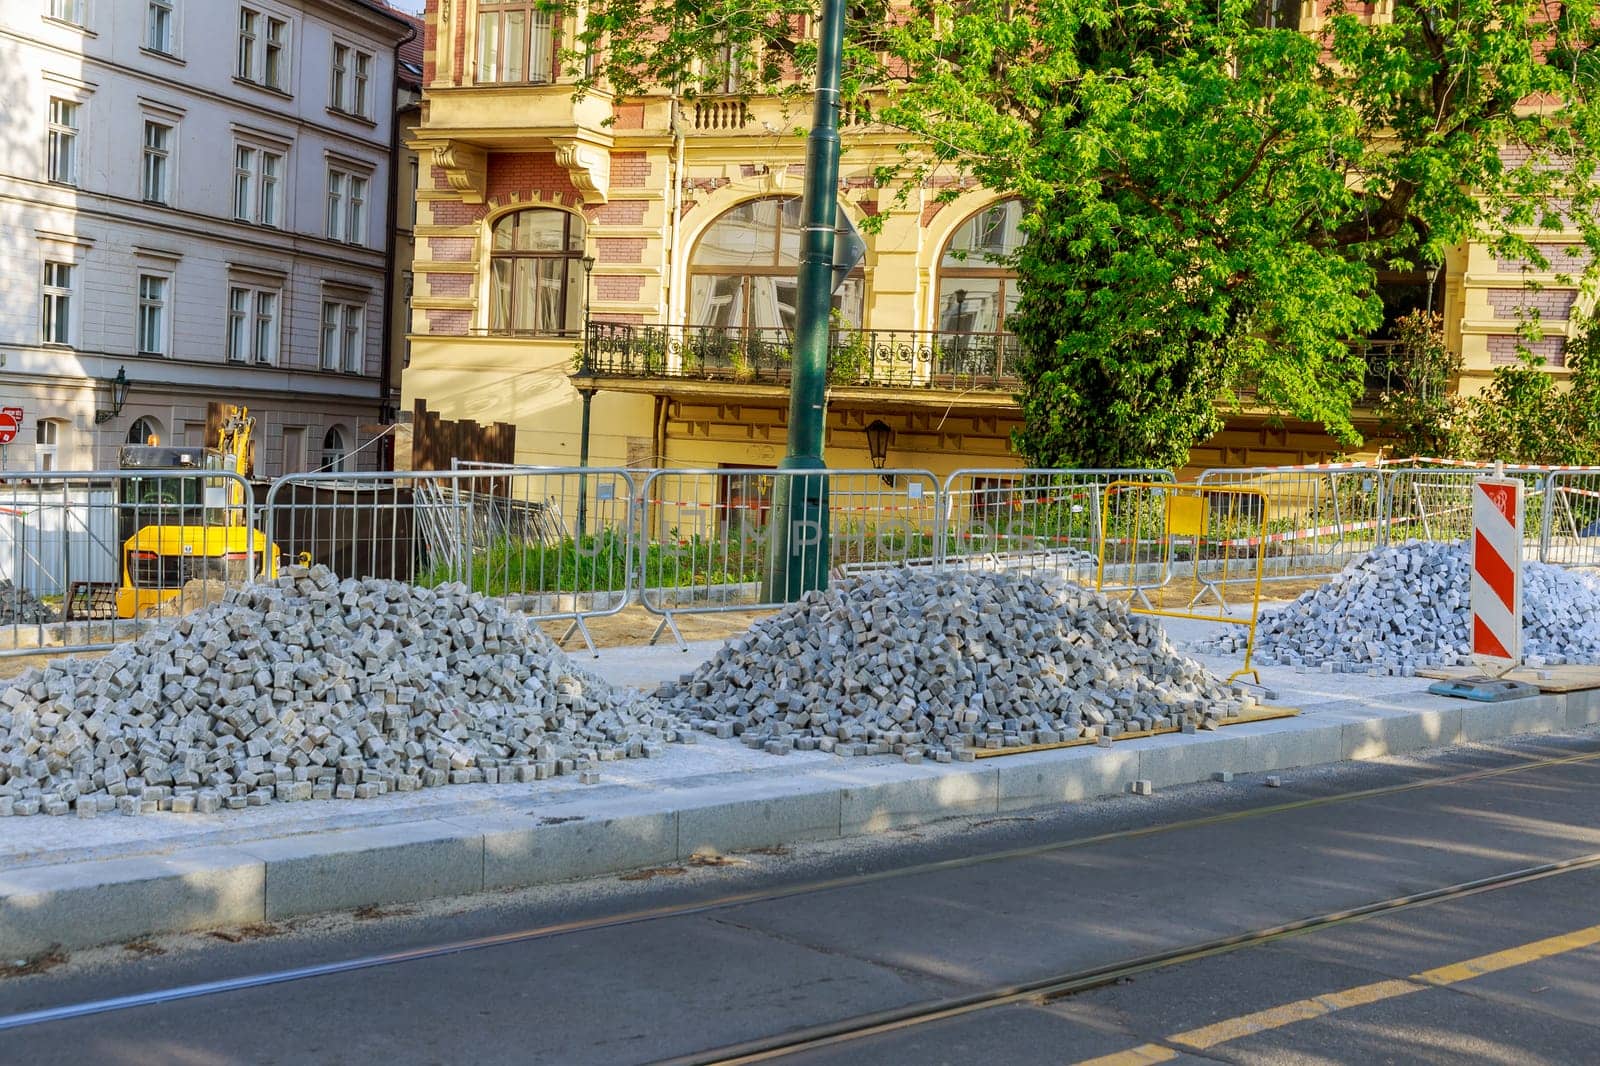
678,790,842,855
0,847,263,956
840,766,999,833
480,811,678,889
246,820,483,921
997,746,1139,810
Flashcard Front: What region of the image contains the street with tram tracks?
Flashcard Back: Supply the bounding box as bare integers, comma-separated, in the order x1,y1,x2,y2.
3,731,1600,1065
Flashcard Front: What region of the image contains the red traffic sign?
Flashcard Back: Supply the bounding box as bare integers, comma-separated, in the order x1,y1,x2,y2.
0,413,16,446
0,407,21,423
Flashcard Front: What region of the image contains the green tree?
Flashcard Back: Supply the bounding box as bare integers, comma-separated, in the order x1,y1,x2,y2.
568,1,1600,467
1370,311,1469,460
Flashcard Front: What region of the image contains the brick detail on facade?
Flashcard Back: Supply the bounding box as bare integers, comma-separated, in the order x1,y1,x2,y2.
921,201,945,228
595,274,645,301
593,312,645,325
429,200,490,226
1486,287,1577,320
587,200,648,225
427,273,472,298
428,236,476,262
613,103,645,129
452,12,465,85
486,153,583,206
423,14,436,84
1496,243,1592,273
612,152,653,187
597,237,647,264
1487,333,1567,367
427,309,470,335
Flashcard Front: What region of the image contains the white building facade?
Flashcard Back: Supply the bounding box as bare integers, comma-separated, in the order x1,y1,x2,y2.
0,0,412,475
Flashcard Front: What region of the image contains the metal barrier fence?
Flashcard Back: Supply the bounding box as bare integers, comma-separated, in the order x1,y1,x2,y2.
1095,481,1267,683
1543,469,1600,568
636,467,942,648
1194,466,1388,588
1383,466,1549,550
0,469,260,659
939,468,1172,583
261,467,638,654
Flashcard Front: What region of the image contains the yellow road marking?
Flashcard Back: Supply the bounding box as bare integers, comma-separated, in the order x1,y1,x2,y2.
1070,923,1600,1065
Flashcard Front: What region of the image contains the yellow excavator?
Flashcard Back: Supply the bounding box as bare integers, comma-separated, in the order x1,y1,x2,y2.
115,406,281,618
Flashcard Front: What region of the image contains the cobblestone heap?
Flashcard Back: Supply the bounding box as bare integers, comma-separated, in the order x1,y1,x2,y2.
0,579,56,624
0,567,673,817
655,569,1246,762
1194,541,1600,670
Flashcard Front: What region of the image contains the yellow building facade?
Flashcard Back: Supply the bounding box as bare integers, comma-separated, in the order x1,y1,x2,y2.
402,1,1582,480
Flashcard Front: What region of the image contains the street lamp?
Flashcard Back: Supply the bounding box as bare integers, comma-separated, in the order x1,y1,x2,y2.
865,419,893,487
93,365,130,425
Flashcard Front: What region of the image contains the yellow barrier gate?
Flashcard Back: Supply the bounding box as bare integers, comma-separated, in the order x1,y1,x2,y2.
1096,481,1268,685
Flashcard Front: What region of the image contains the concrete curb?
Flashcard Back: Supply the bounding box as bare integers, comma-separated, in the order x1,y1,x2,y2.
3,687,1598,956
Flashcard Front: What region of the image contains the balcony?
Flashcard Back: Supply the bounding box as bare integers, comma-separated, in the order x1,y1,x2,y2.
576,322,1021,392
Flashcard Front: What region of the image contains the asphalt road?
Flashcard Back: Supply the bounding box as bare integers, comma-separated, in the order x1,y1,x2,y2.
3,730,1600,1066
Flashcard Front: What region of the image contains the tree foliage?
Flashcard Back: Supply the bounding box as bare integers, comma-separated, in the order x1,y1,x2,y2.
566,1,1600,467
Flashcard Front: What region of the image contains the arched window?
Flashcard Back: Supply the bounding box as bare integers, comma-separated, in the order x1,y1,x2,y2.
688,197,865,335
488,209,586,335
127,416,162,446
322,426,349,472
936,200,1025,339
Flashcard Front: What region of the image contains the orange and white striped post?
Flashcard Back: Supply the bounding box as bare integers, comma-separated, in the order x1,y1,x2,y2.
1470,473,1523,673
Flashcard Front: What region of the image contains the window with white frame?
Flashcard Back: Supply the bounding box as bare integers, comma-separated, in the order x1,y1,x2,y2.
137,275,168,356
48,0,85,27
320,300,364,372
35,421,61,472
227,285,279,364
325,168,368,244
146,0,174,53
47,98,78,185
331,43,372,118
321,426,349,472
41,262,73,345
237,6,289,92
233,144,283,226
142,121,171,203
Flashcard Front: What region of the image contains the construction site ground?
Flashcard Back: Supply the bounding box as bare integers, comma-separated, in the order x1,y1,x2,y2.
2,604,1597,959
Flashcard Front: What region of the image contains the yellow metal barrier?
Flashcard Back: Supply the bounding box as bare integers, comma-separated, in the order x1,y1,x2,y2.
1096,481,1268,685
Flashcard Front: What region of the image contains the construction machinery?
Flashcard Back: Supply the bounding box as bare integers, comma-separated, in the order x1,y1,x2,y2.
115,406,280,618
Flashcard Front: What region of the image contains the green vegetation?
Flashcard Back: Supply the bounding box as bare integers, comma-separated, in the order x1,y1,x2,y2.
565,0,1600,468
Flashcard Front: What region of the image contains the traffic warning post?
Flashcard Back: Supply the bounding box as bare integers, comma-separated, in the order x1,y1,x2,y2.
1470,474,1524,673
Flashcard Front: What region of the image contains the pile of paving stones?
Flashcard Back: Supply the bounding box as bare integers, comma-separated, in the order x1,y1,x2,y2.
655,568,1247,761
0,579,56,624
1194,541,1600,670
0,567,674,817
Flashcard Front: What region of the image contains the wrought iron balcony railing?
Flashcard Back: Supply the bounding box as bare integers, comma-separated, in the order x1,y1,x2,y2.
578,322,1021,391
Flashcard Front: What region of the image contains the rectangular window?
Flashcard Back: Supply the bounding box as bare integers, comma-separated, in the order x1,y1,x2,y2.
137,275,167,356
326,167,368,244
234,145,282,226
238,6,289,92
330,43,373,117
47,98,78,185
227,285,278,363
227,287,249,361
35,420,59,472
259,150,280,226
253,291,277,364
237,8,257,80
42,262,73,345
326,169,344,240
141,121,170,203
476,2,553,84
264,16,286,90
146,0,173,53
331,43,347,112
49,0,85,26
319,301,364,373
233,145,254,219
